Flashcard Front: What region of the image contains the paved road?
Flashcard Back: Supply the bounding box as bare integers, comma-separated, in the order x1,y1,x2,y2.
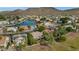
0,30,34,35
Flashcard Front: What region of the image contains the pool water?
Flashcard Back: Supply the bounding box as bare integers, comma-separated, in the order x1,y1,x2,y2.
16,20,36,27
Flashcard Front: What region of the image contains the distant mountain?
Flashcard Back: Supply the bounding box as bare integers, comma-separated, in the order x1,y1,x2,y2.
64,8,79,15
1,7,79,16
25,7,63,15
7,7,62,15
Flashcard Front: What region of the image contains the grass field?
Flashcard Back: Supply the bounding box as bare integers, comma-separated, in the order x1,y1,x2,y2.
24,32,79,51
51,32,79,51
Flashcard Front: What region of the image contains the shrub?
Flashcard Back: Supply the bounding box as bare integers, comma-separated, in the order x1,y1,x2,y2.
60,35,66,42
55,35,66,42
27,33,37,45
40,39,48,46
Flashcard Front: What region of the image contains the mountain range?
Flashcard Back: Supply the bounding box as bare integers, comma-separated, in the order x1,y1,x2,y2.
1,7,79,16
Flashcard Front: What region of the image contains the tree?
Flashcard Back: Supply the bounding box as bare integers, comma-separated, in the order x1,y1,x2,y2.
37,25,45,32
53,29,66,42
0,15,6,20
42,31,53,44
59,17,69,25
58,26,67,35
54,32,66,42
16,16,20,19
53,31,60,42
27,33,37,45
15,43,22,51
6,42,10,49
65,27,73,32
40,17,46,21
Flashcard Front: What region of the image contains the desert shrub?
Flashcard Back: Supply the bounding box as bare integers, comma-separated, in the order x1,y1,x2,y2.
40,39,48,46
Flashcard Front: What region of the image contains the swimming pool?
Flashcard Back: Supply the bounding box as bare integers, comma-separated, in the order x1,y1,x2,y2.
16,20,36,27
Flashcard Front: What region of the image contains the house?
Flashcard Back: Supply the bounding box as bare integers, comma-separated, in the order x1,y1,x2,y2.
14,37,25,46
44,21,58,30
18,18,25,22
0,27,3,33
18,26,31,32
76,23,79,32
67,20,72,24
0,35,10,48
9,20,16,24
35,17,40,22
44,28,54,33
31,31,43,39
12,34,27,46
64,25,76,30
0,21,9,26
6,27,18,33
44,21,53,28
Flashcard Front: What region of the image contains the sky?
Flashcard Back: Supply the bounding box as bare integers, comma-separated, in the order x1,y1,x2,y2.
0,7,77,11
56,7,77,10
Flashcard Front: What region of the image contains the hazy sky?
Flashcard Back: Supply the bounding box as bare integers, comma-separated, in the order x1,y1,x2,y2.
56,7,77,10
0,7,77,11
